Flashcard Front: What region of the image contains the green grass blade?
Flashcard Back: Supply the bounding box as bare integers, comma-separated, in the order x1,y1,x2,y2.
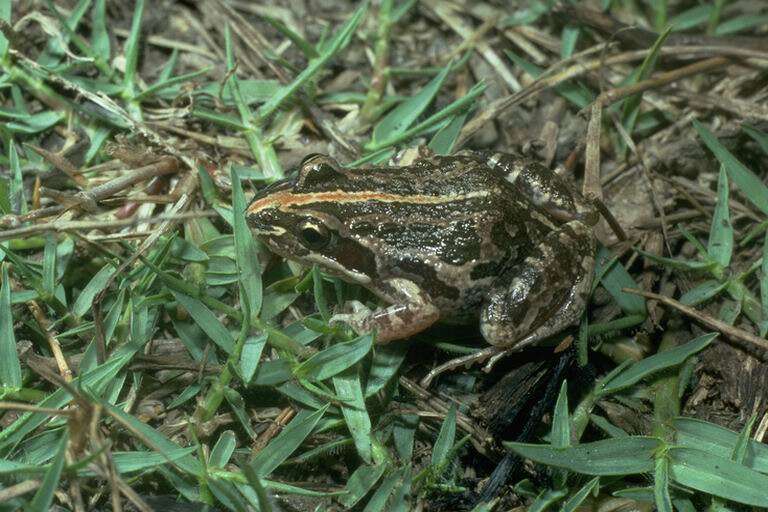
91,0,109,61
679,279,728,306
0,264,22,391
428,111,469,155
25,433,68,512
372,61,451,144
42,235,56,296
333,367,373,464
673,417,768,473
257,2,367,121
668,447,768,506
72,263,116,318
551,380,570,448
339,463,388,508
654,456,673,512
171,290,235,355
595,246,647,316
240,333,267,385
364,81,485,151
707,165,733,267
9,141,26,215
504,437,661,475
620,26,671,145
364,343,407,397
231,166,263,318
122,0,144,93
209,430,237,468
431,404,456,467
250,405,328,477
559,476,599,512
742,124,768,155
601,333,716,395
295,333,373,381
714,14,768,36
693,120,768,215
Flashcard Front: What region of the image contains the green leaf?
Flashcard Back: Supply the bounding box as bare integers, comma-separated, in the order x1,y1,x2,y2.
560,476,599,512
679,279,728,306
295,333,373,381
693,120,768,215
364,82,485,152
339,463,388,508
240,333,267,385
25,433,67,512
714,14,768,36
0,264,21,390
707,165,733,267
595,246,646,315
431,404,457,467
504,437,661,475
231,165,263,317
104,402,202,476
333,367,373,463
673,417,768,473
171,290,235,355
122,0,144,91
91,0,109,61
373,61,451,144
654,456,673,512
428,111,469,155
250,405,328,477
8,141,25,215
72,263,116,318
742,124,768,156
362,466,404,512
668,447,768,506
256,2,367,121
620,26,671,145
364,343,407,397
601,333,716,395
209,430,237,468
551,380,570,448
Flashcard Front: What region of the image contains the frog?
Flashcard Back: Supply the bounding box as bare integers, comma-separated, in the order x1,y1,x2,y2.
246,151,598,351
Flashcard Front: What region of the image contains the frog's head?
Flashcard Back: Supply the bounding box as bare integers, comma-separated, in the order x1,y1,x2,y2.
246,155,377,285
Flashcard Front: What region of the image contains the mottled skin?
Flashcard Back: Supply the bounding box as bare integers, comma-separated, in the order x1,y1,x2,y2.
247,152,597,348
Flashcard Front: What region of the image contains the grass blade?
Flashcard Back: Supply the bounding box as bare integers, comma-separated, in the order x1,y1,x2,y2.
250,405,328,477
256,2,367,121
707,165,733,267
0,263,22,391
333,367,373,464
504,437,661,475
668,447,768,506
231,165,263,318
295,333,373,381
171,290,235,355
601,333,716,395
431,404,456,467
693,120,768,215
26,433,67,512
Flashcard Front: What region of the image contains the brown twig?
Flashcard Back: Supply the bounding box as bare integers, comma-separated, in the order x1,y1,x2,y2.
623,288,768,353
26,300,73,381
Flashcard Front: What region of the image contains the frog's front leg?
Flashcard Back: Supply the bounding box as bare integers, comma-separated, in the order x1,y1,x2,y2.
480,220,595,348
330,278,440,343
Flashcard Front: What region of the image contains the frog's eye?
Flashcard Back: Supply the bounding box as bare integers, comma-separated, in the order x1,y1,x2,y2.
297,220,331,250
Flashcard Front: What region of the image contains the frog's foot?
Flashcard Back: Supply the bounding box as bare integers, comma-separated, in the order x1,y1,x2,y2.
480,220,595,349
330,278,440,343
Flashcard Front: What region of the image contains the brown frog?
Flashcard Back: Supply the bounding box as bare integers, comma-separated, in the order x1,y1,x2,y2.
247,152,597,350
